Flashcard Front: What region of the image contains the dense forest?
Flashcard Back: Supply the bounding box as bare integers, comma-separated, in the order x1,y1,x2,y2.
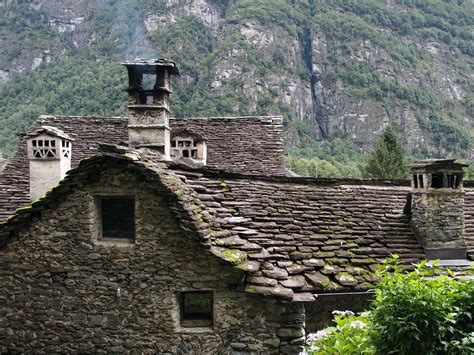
0,0,472,178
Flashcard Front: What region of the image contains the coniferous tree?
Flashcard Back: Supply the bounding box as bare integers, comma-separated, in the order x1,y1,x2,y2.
365,126,407,179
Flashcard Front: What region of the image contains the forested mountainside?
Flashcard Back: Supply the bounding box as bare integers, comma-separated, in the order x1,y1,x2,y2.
0,0,472,176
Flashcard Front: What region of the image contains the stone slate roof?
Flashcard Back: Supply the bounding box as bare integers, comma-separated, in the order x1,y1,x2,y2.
0,115,287,223
2,147,472,301
26,125,73,141
180,170,425,300
0,147,426,300
171,116,285,175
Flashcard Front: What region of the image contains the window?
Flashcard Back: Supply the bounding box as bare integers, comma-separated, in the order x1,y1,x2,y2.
99,197,135,241
413,174,424,189
32,139,57,158
431,173,444,188
61,140,71,158
180,292,213,328
171,138,202,160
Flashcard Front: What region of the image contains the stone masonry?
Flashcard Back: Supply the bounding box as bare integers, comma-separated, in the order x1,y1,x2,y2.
0,167,302,353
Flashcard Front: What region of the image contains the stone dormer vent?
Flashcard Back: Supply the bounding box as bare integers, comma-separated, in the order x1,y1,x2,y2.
27,125,73,202
122,58,180,160
171,129,207,165
410,159,468,260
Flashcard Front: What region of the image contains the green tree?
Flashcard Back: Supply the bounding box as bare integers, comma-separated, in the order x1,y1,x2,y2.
365,126,407,179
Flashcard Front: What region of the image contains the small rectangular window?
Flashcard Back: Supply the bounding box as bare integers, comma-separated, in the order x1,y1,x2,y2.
180,292,213,328
100,197,135,240
431,174,444,188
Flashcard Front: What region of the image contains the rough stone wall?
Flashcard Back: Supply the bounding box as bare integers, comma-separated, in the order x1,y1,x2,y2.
0,168,299,353
411,190,465,250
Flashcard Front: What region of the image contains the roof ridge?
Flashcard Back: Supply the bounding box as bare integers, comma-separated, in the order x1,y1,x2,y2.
168,162,411,187
37,114,283,122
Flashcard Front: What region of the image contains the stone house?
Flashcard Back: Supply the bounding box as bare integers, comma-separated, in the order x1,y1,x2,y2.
0,59,472,354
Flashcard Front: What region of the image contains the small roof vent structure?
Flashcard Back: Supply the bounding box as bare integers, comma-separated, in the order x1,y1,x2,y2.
410,159,467,190
26,125,73,201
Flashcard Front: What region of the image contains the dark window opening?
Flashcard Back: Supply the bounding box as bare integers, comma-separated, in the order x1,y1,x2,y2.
191,149,197,158
101,197,135,240
182,150,189,158
419,175,424,188
171,141,176,147
455,174,462,188
142,74,156,90
138,91,147,104
431,174,444,188
180,292,213,327
447,174,455,189
413,175,418,188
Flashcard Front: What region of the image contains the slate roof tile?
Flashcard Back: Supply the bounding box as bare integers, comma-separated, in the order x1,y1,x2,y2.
1,147,471,299
0,115,288,223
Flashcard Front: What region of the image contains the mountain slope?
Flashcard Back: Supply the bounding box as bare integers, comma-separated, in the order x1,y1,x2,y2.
0,0,472,160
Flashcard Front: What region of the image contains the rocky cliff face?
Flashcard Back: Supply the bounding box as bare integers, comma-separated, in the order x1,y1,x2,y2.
0,0,472,158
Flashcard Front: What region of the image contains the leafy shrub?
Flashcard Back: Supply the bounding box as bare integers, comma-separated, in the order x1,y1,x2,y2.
305,311,374,354
371,260,474,355
306,259,474,354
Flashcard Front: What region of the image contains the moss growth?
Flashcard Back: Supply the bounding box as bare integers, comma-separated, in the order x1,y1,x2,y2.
219,181,229,192
221,248,247,265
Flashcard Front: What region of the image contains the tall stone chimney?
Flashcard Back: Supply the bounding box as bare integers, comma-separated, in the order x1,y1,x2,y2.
122,59,180,160
27,125,73,202
410,159,468,259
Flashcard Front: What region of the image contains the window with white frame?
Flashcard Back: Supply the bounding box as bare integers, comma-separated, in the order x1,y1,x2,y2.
31,139,57,158
61,140,71,158
171,137,199,159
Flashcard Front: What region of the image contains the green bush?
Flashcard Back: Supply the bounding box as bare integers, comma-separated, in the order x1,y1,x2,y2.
371,260,474,355
306,311,374,354
306,259,474,354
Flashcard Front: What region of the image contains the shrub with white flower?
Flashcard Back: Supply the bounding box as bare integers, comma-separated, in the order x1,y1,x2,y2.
304,311,374,355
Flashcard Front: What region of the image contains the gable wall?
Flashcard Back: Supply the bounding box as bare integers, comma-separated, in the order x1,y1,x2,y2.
0,168,303,353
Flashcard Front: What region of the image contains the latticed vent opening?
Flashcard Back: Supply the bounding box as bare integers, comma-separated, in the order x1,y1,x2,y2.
61,140,71,158
32,139,57,158
172,138,199,159
430,173,462,189
413,174,424,189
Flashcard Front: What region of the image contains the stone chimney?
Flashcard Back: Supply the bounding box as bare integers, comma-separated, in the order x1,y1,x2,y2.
410,159,468,259
122,59,180,160
27,125,73,202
